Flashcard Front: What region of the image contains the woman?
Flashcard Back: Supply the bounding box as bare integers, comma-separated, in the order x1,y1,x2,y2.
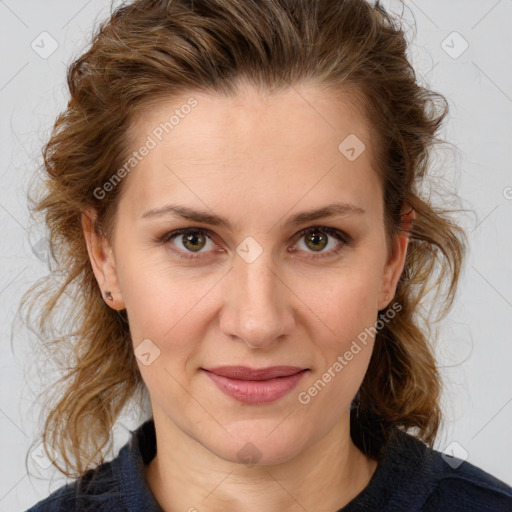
22,0,512,510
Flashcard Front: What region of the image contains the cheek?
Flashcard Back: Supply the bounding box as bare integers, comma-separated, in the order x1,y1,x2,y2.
294,273,380,422
116,244,197,329
318,280,378,375
117,253,220,373
294,254,384,385
300,261,383,337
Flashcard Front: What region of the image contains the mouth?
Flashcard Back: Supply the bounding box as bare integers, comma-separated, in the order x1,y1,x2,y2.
203,365,307,380
201,366,309,404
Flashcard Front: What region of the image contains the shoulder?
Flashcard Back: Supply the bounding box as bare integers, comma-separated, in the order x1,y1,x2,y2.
25,457,122,511
421,453,512,511
376,429,512,511
26,419,161,512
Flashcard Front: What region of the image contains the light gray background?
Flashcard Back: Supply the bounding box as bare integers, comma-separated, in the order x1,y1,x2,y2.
1,0,511,510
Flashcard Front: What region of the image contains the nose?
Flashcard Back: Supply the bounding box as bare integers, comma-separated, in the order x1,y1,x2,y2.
219,253,295,350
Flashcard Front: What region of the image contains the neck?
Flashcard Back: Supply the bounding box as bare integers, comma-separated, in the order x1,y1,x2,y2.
145,411,378,512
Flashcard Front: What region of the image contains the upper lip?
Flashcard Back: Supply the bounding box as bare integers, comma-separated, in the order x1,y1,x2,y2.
203,366,306,381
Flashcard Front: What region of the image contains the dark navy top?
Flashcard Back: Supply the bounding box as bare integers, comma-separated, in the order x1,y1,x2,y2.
26,419,512,511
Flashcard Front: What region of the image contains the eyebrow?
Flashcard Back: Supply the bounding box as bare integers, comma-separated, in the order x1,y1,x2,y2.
140,202,365,230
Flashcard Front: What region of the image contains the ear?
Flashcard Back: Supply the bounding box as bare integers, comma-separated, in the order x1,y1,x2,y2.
81,209,126,311
378,203,415,310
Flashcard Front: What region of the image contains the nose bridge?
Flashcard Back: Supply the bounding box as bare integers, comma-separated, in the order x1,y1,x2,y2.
220,247,293,348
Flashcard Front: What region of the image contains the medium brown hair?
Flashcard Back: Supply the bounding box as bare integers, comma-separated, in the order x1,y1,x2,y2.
21,0,466,477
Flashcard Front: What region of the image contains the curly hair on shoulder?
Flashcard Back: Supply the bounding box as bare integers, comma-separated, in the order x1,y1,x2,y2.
20,0,466,477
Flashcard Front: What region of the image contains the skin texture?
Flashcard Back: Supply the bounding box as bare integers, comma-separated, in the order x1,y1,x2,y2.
83,82,412,512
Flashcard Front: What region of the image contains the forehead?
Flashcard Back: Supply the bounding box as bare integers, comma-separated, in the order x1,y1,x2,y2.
131,82,371,159
119,83,380,222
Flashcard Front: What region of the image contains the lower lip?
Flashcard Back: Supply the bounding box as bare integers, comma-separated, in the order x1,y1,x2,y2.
203,369,308,404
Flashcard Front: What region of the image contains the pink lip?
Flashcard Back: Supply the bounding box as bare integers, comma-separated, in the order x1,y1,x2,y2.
202,366,308,404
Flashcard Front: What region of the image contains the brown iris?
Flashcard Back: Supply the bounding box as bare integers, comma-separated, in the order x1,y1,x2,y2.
182,231,206,252
304,230,328,251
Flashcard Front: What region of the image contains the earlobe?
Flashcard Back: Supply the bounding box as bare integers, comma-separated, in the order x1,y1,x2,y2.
81,209,126,311
378,204,415,310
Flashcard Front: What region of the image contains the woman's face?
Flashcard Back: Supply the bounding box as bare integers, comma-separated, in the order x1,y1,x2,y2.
86,82,408,465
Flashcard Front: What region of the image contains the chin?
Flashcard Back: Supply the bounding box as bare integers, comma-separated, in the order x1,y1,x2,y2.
200,421,313,467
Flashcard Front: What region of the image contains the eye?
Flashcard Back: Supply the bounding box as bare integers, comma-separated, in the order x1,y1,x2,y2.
162,228,218,258
291,226,348,259
158,225,348,260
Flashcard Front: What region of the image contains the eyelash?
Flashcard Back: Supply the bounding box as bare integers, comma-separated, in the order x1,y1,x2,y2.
158,226,349,261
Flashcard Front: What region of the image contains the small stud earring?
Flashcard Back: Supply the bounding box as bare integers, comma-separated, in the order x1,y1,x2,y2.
104,290,113,301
